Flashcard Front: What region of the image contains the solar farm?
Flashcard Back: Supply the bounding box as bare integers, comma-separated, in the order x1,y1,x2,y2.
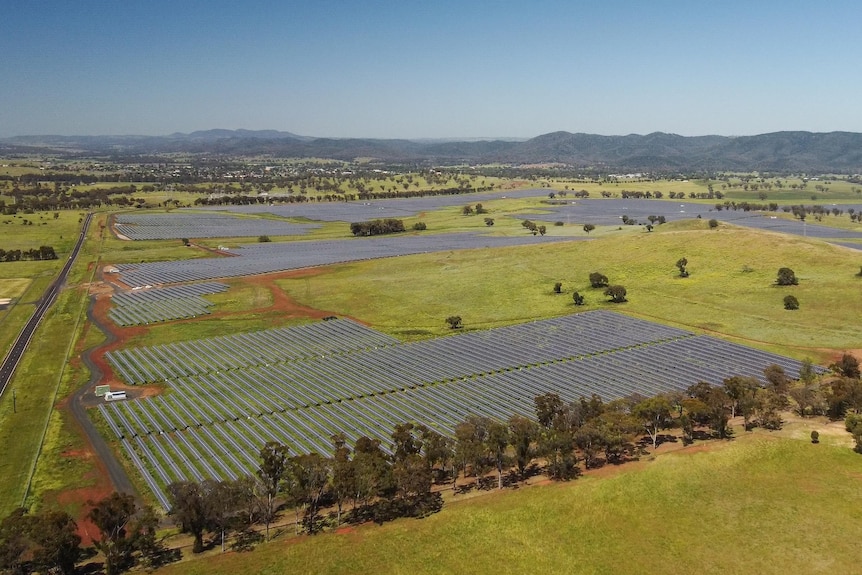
108,282,229,326
110,232,579,288
113,212,320,240
97,310,813,510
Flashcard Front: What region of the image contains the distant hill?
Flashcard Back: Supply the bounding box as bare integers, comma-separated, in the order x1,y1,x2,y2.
2,129,862,172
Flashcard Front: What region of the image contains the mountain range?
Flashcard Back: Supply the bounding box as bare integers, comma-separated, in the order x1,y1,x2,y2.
2,129,862,173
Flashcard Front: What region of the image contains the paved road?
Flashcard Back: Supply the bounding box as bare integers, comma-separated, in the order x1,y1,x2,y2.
73,299,136,495
0,213,93,397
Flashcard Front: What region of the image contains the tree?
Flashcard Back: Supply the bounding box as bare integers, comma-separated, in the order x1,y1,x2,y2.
167,481,209,554
783,295,799,310
419,426,454,484
87,492,138,575
589,272,608,288
708,218,719,229
583,223,596,234
0,509,28,575
537,225,546,236
292,453,331,534
722,376,760,419
330,434,354,525
445,315,462,330
831,353,861,379
676,257,689,278
484,217,494,226
352,436,391,510
572,291,585,306
391,422,421,463
764,364,791,396
553,282,562,294
412,221,427,230
811,430,820,443
462,205,474,215
534,392,564,429
392,453,433,509
604,285,627,303
776,267,799,286
632,394,674,450
29,509,82,575
256,442,290,540
454,416,489,487
508,415,537,480
258,235,271,242
485,421,510,490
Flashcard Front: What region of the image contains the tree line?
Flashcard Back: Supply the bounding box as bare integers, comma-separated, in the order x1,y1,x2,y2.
0,246,57,262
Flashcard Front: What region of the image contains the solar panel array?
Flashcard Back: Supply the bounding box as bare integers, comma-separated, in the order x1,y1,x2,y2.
114,212,319,240
97,311,815,510
112,232,580,288
108,283,229,326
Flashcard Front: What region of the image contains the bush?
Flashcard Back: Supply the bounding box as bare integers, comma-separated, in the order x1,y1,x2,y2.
604,285,627,303
445,316,462,330
776,267,799,286
572,292,585,306
810,430,820,444
553,282,562,294
708,219,719,229
783,295,799,310
845,412,862,434
589,272,609,288
412,222,427,231
258,235,271,243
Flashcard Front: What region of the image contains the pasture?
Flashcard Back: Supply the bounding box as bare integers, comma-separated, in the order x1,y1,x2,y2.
276,222,862,358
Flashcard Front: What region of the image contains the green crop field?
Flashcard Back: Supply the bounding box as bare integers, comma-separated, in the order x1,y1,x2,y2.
153,431,862,575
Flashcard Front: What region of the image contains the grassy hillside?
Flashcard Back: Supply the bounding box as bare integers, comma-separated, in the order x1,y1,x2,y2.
154,432,862,575
277,221,862,360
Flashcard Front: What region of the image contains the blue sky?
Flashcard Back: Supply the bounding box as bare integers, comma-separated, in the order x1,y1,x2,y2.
2,0,860,138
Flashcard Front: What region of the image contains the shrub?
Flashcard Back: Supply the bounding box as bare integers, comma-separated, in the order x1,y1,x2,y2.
445,316,462,330
783,295,799,310
708,219,719,229
412,222,427,231
589,272,609,288
810,430,820,444
845,412,862,434
572,292,585,306
604,285,627,303
776,267,799,286
258,235,271,243
553,282,562,294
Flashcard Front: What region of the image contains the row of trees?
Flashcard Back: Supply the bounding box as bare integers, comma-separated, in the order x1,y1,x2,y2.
0,246,57,262
349,218,406,236
163,363,831,551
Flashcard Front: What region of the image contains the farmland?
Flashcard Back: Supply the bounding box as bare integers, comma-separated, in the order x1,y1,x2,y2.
1,167,862,572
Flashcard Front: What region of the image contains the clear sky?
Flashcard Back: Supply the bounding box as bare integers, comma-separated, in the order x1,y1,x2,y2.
2,0,861,138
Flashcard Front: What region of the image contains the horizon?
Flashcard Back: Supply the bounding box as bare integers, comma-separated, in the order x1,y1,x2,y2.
4,128,859,141
3,1,861,139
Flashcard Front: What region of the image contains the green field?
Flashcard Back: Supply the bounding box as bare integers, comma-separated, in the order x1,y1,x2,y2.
277,220,862,360
153,431,862,575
